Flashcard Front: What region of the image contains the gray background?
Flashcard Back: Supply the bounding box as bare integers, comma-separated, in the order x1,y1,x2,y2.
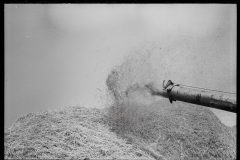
5,4,236,128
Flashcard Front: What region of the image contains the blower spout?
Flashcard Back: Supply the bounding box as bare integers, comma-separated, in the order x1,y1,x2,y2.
145,80,236,113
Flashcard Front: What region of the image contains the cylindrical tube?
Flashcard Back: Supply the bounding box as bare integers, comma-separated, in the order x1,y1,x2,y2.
168,85,236,113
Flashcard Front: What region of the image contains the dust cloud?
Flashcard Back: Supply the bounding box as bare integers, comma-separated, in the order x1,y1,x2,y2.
105,39,236,128
106,47,163,107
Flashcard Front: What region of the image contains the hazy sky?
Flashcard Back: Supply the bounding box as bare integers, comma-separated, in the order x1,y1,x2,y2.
5,4,236,128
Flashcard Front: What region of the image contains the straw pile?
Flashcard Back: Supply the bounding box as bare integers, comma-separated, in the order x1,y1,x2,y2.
5,101,236,160
4,106,154,159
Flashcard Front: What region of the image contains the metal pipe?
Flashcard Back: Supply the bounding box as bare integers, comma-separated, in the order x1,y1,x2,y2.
146,80,236,113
